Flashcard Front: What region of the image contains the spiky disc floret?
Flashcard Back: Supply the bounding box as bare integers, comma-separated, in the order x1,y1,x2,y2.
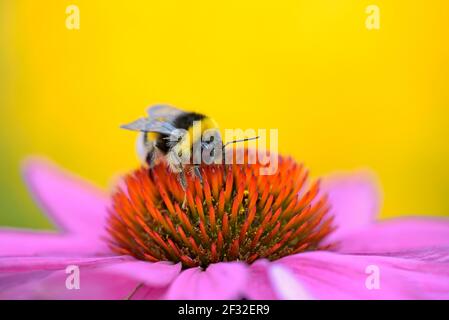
107,155,335,268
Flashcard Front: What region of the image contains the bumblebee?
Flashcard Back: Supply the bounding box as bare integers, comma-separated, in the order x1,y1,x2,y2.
121,105,225,190
122,105,258,196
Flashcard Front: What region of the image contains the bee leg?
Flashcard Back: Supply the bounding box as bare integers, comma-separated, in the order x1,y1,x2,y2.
182,194,187,210
193,165,203,183
178,170,188,190
146,149,156,169
177,170,188,209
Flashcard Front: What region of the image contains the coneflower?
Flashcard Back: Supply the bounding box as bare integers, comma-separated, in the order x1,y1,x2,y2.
1,156,448,299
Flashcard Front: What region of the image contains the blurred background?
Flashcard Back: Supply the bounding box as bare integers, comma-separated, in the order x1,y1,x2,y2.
0,1,448,230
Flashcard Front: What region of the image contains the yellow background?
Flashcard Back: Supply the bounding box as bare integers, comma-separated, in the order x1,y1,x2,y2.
1,1,448,229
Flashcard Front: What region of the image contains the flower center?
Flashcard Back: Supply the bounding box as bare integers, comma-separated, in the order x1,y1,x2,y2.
106,155,335,268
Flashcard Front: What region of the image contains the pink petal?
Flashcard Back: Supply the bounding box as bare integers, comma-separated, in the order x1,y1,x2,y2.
0,229,108,256
1,267,139,300
165,262,248,300
0,256,179,299
370,247,449,262
244,260,278,299
335,217,449,254
0,256,131,299
0,256,129,273
268,264,313,299
22,157,109,239
270,250,449,299
101,261,181,287
127,286,168,300
322,171,381,242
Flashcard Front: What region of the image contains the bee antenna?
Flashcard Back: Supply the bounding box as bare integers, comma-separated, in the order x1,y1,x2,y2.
222,136,259,150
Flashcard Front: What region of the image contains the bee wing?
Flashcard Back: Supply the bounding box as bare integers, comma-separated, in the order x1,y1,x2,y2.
120,118,148,131
121,104,185,135
146,104,185,122
121,118,177,135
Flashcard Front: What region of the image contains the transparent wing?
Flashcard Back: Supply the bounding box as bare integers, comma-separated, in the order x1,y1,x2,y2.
121,118,177,135
121,104,185,135
145,120,178,135
120,118,148,131
146,104,185,122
